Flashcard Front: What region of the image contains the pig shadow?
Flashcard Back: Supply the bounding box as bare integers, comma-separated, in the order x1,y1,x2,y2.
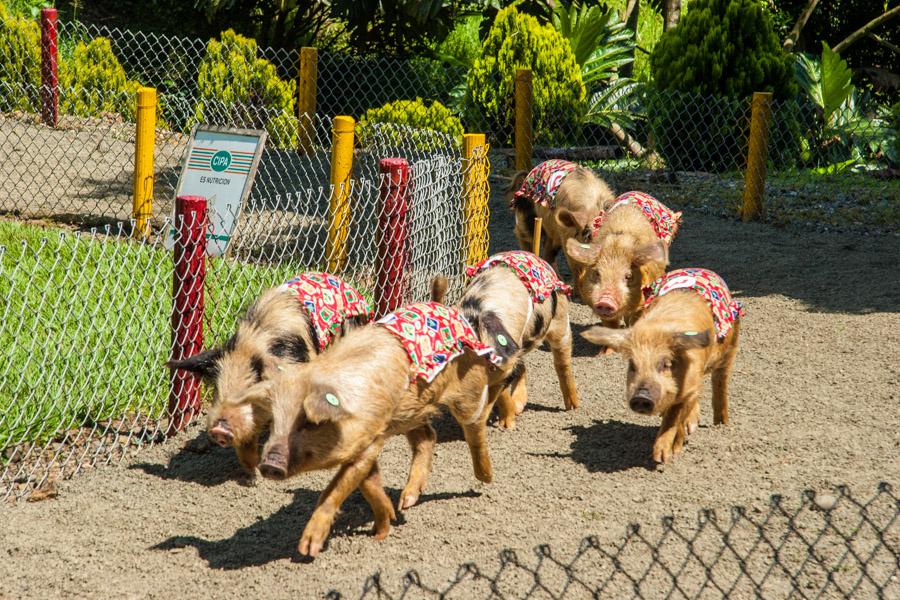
151,487,379,568
565,420,658,473
570,322,615,359
130,431,251,487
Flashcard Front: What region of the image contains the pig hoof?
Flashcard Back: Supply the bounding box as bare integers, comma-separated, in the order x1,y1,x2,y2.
496,417,516,430
373,523,392,541
400,494,419,510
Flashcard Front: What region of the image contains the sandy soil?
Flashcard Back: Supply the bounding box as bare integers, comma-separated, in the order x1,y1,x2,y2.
0,178,898,599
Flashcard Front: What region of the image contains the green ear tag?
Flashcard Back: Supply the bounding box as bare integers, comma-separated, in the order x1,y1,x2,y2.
497,334,508,346
683,331,699,336
579,243,591,249
325,393,340,407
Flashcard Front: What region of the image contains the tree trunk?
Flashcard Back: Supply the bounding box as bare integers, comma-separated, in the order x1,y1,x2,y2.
833,5,900,54
782,0,820,52
663,0,681,31
620,0,640,78
608,122,663,167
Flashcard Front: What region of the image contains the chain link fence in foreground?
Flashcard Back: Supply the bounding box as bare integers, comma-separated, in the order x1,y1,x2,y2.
331,483,898,599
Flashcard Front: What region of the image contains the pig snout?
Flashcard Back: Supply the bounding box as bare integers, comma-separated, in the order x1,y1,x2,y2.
208,420,234,447
593,293,619,318
259,446,289,480
629,388,655,414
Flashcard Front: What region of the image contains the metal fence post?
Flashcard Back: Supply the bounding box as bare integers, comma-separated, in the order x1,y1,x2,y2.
376,158,409,316
133,87,157,239
514,69,533,172
742,91,774,222
298,47,318,155
168,195,207,436
463,133,490,266
327,115,355,272
39,7,58,128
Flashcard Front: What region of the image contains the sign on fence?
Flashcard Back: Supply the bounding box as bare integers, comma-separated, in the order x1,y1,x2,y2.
166,126,266,256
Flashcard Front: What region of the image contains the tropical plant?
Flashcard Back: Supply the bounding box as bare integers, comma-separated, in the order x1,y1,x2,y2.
467,6,586,145
356,97,463,150
59,37,142,120
793,43,896,171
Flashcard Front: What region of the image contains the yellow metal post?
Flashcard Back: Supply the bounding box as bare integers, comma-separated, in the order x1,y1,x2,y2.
742,92,774,222
298,47,317,154
532,217,542,256
327,115,355,271
133,86,156,239
514,69,533,172
463,133,490,266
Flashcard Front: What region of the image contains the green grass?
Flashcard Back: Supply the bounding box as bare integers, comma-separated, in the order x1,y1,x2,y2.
0,220,380,452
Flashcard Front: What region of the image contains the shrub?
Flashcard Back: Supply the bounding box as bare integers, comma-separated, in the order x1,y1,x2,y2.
649,0,796,171
0,1,41,112
467,6,586,146
357,98,463,151
59,37,141,120
193,29,296,147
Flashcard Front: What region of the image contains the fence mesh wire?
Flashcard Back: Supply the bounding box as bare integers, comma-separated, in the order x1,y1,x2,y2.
329,483,898,599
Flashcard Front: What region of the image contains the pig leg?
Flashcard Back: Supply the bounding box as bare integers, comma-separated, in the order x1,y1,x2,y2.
358,461,396,540
450,382,499,483
299,437,386,557
546,315,579,410
712,327,740,425
540,239,561,275
234,437,260,476
496,386,518,430
510,365,528,415
653,367,703,463
399,424,437,510
683,402,700,436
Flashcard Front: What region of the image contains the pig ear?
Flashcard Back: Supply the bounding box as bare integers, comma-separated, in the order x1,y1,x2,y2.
565,237,602,265
303,388,351,425
430,275,449,303
581,326,629,352
480,311,519,360
557,209,580,230
632,241,667,267
671,330,711,350
165,348,222,380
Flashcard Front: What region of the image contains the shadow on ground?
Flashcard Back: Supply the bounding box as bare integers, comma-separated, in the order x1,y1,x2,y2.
565,420,657,473
130,431,250,487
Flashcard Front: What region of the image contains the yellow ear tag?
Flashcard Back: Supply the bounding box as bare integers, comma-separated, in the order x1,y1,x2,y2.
325,393,340,407
497,334,508,347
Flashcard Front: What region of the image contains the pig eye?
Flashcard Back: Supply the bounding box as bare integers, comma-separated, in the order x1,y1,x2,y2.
658,359,672,372
627,360,636,373
624,272,632,282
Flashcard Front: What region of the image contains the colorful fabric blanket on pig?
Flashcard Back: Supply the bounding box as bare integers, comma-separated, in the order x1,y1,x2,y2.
591,191,682,245
279,273,374,350
377,302,504,383
511,159,578,209
642,268,744,339
465,251,572,302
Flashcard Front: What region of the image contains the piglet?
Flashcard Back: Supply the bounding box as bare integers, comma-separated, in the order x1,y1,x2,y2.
243,302,504,556
166,272,372,475
508,160,615,276
582,268,743,463
435,250,578,429
567,191,681,330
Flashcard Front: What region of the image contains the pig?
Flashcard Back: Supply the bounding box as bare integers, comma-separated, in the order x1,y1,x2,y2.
237,302,505,556
432,250,578,429
165,272,373,475
582,268,743,463
508,160,615,277
566,191,682,331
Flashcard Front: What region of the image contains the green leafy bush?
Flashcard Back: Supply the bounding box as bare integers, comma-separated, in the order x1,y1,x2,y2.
0,1,41,112
59,37,141,120
467,6,586,146
649,0,795,171
357,98,463,150
193,29,296,147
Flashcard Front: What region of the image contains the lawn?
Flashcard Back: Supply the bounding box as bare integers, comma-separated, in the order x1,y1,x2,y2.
0,220,321,452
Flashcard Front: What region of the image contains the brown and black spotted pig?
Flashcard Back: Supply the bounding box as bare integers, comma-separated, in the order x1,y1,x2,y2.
508,160,615,277
166,272,372,475
432,250,578,429
582,268,743,463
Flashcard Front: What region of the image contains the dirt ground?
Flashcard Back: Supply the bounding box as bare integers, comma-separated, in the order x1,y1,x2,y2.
1,179,898,599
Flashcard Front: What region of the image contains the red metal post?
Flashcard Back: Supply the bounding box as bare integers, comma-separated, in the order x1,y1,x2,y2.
40,8,59,128
167,195,207,436
375,158,410,316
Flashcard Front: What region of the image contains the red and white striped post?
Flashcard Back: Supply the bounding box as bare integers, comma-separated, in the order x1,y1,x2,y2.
375,158,410,316
39,7,59,128
167,195,207,436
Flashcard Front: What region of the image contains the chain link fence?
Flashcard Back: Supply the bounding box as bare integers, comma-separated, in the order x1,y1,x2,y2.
330,482,898,599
